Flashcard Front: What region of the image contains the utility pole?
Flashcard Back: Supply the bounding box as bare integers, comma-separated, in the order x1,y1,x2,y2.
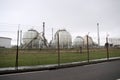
97,23,100,47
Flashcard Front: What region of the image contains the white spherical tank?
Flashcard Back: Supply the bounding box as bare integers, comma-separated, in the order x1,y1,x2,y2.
22,28,48,48
73,36,84,48
23,29,39,45
83,35,93,46
49,39,56,48
0,37,11,48
54,29,72,48
23,29,39,48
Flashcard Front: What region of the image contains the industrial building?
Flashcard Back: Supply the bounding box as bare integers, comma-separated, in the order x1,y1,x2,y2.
0,37,12,48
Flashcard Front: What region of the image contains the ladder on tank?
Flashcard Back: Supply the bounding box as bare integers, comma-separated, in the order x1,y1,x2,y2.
22,34,39,49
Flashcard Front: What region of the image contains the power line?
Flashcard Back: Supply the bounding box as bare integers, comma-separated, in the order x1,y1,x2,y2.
0,22,41,27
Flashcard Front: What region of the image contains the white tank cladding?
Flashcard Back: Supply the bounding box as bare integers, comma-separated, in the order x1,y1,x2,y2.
23,29,38,45
53,29,72,48
22,28,48,48
0,37,12,48
49,39,56,48
73,36,84,48
83,35,94,46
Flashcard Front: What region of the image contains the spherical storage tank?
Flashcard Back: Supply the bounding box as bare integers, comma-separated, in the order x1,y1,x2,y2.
83,35,93,46
53,29,72,48
73,36,84,48
0,37,11,48
23,29,47,48
49,39,55,48
23,29,38,44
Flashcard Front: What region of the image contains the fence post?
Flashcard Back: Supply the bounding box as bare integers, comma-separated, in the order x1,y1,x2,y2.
106,35,109,60
57,31,60,67
15,25,20,70
87,35,90,63
80,47,82,54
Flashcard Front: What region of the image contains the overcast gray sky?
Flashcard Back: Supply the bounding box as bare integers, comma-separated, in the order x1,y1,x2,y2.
0,0,120,45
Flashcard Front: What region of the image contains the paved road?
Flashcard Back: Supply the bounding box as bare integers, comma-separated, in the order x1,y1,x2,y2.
0,60,120,80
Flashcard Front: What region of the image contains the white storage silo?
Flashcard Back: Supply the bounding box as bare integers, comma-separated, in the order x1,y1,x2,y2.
0,37,12,48
53,29,72,48
73,36,84,48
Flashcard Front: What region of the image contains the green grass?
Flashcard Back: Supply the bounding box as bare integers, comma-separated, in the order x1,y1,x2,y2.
0,48,120,68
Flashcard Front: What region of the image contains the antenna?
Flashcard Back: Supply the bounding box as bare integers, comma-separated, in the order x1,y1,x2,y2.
97,23,100,47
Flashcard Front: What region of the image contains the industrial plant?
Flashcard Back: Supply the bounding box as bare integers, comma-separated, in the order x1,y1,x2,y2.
21,27,96,49
0,22,120,49
0,22,98,49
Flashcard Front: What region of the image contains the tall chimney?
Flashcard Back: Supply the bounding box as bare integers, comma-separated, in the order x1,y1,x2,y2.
97,23,100,47
52,28,53,40
43,22,45,37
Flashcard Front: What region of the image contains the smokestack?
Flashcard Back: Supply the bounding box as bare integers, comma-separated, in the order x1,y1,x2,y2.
20,30,22,48
97,23,100,47
43,22,45,37
42,22,48,48
52,28,53,40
